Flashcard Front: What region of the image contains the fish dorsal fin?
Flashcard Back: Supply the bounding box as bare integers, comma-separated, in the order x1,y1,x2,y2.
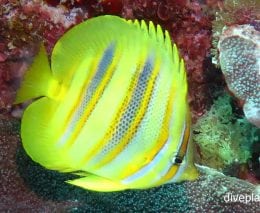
156,24,164,42
51,15,174,83
129,18,170,46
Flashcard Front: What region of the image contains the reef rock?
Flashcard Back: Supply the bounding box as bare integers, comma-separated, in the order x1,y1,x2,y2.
217,24,260,127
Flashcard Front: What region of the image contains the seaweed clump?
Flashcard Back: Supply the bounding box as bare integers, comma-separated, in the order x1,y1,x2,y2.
193,93,259,175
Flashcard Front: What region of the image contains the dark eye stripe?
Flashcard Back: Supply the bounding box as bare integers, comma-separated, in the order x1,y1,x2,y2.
173,114,191,164
156,118,190,184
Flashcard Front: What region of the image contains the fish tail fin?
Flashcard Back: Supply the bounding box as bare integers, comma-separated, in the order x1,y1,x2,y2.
15,44,59,104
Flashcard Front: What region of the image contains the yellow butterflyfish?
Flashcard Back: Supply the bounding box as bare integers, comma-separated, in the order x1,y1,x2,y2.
15,15,199,192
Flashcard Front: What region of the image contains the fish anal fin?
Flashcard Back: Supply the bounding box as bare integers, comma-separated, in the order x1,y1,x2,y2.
66,174,127,192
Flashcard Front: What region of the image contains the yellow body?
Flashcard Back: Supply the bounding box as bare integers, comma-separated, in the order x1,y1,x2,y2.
16,15,198,192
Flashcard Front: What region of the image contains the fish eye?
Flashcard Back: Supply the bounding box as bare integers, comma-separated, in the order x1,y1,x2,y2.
172,155,183,165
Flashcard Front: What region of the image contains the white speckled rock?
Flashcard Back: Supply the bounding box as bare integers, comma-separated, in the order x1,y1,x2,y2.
218,24,260,128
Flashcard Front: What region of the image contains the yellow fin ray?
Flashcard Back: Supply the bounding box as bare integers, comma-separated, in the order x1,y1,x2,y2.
156,24,164,42
148,21,156,37
165,31,172,52
140,20,148,31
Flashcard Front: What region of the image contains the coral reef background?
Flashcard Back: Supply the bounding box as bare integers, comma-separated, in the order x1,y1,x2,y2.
0,0,259,212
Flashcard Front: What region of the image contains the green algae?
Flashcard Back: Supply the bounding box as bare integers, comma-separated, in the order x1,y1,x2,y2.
193,92,259,170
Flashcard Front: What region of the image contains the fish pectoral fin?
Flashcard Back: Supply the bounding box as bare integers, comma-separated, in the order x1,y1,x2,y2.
66,174,127,192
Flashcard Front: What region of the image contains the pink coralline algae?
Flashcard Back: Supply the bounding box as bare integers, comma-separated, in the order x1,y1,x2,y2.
217,24,260,127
